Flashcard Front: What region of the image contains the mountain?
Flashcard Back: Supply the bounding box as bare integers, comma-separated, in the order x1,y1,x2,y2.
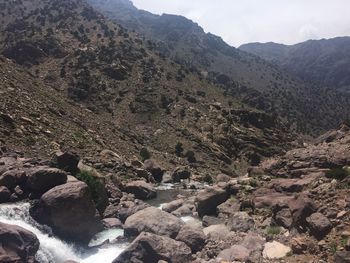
0,0,297,174
240,37,350,94
86,0,350,135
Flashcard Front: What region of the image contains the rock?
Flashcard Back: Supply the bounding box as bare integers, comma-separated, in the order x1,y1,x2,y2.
334,251,350,263
63,261,79,263
202,215,224,227
124,180,156,200
217,198,240,218
143,159,164,182
216,173,231,183
162,199,184,213
0,222,40,263
176,225,206,253
272,203,293,229
113,232,191,263
291,237,309,254
111,200,150,222
171,167,191,182
218,245,250,262
253,189,295,208
102,218,122,229
0,169,25,189
26,167,67,193
54,151,80,174
30,181,103,243
306,212,332,239
288,194,317,228
161,172,173,184
135,168,153,182
124,207,184,238
241,232,265,252
196,186,229,217
227,212,255,232
263,241,291,259
203,224,230,240
0,186,10,203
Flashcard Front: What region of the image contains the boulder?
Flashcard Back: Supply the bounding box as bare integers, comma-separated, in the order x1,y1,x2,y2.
272,203,293,229
216,173,231,183
334,251,350,263
227,212,255,232
171,167,191,182
102,218,122,229
203,224,230,240
54,151,80,174
26,167,67,193
242,232,265,252
162,199,184,213
113,232,191,263
218,245,250,262
124,180,156,200
202,215,223,227
306,212,332,239
288,194,317,228
176,225,206,253
0,169,25,189
143,159,164,182
104,200,150,222
124,207,184,238
196,186,229,217
217,198,240,218
30,181,103,243
262,241,291,259
0,222,40,263
0,186,11,203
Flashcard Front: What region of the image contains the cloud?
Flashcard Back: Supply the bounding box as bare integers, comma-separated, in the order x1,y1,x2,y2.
131,0,350,47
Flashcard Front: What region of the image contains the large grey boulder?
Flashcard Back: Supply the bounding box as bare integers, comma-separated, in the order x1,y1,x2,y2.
306,212,332,239
0,222,40,263
227,212,255,232
176,225,206,253
30,181,103,243
195,186,229,217
124,207,184,238
113,232,191,263
26,166,67,193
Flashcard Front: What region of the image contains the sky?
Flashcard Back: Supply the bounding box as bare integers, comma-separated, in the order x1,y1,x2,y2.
132,0,350,47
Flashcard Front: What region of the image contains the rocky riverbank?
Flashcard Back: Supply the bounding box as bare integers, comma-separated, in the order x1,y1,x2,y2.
0,124,349,263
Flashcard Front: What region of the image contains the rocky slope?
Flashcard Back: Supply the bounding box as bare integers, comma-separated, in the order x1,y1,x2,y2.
0,0,297,175
0,123,349,263
88,0,350,134
240,37,350,94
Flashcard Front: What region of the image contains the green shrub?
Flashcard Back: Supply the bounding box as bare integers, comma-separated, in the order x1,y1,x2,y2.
140,147,151,162
75,171,107,212
175,142,184,157
203,174,213,184
325,168,350,180
185,150,196,163
266,226,281,235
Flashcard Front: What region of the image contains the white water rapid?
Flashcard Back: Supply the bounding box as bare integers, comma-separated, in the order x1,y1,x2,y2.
0,203,128,263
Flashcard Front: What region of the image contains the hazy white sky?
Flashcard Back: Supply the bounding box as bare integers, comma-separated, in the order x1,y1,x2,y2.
132,0,350,47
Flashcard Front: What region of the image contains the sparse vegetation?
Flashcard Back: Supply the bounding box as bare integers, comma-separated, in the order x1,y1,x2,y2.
140,147,151,162
203,174,214,184
325,167,350,180
75,170,107,212
175,142,184,157
266,226,281,235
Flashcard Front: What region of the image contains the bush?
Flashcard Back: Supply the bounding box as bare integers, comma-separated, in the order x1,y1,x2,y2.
185,150,196,163
325,167,350,180
140,147,151,162
75,171,107,212
175,142,184,157
203,174,213,184
266,226,281,235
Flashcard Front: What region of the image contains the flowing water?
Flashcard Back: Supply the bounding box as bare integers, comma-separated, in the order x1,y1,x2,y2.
0,203,128,263
0,182,202,262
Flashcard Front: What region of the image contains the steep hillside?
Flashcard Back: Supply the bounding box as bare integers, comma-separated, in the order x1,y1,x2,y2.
240,37,350,94
0,0,296,175
87,0,350,134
